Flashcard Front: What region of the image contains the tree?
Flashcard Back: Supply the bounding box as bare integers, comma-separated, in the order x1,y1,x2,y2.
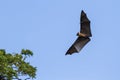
0,49,37,80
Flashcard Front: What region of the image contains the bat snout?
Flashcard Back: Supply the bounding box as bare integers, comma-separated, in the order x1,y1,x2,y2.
76,32,80,36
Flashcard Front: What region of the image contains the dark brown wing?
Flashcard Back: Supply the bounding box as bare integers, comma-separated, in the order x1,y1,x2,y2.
80,10,92,37
65,37,90,55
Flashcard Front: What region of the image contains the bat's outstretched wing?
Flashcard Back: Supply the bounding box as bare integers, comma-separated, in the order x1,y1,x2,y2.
65,37,90,55
80,10,92,37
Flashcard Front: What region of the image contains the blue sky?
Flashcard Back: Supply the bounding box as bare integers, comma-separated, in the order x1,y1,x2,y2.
0,0,120,80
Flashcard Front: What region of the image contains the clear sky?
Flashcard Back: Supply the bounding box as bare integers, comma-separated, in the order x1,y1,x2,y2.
0,0,120,80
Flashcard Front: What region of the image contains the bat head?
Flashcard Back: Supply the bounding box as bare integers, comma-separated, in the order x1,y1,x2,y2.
76,32,80,36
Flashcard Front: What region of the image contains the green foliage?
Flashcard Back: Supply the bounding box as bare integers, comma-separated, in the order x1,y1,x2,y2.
0,49,37,80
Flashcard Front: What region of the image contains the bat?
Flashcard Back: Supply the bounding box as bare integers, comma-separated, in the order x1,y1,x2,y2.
65,10,92,55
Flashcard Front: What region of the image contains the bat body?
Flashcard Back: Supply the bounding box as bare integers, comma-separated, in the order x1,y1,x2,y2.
66,10,92,55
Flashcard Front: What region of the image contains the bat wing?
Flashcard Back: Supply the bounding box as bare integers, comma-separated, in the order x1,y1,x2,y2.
65,37,90,55
80,10,92,37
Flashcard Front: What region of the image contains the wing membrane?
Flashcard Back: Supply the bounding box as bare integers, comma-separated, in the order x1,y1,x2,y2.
66,37,90,55
80,10,92,37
